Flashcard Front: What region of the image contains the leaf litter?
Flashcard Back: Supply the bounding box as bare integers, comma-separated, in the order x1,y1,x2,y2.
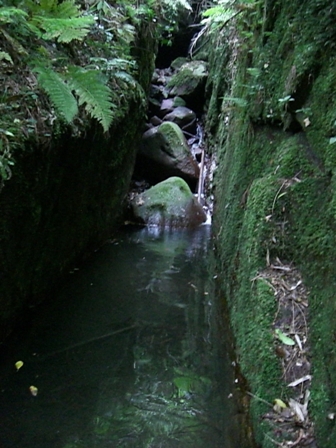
253,258,316,447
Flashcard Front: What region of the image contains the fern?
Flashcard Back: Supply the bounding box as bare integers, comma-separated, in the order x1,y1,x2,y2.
68,67,114,133
33,65,78,123
25,0,81,18
0,6,28,24
27,0,95,43
33,64,114,132
32,16,94,42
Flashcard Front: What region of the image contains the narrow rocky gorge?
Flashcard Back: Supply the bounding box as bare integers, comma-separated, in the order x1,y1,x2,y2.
128,57,212,227
0,1,335,447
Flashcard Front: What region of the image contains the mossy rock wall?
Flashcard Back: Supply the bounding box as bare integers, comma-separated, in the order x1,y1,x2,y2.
205,1,336,446
0,32,155,342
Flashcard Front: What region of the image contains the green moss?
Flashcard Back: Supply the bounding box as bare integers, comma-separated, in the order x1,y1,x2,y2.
284,179,336,446
158,122,190,157
167,61,208,96
131,177,206,227
205,1,336,445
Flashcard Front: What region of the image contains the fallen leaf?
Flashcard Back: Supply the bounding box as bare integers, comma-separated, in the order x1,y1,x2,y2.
274,398,287,409
273,398,287,413
289,398,306,422
294,334,303,350
303,117,311,127
275,329,295,345
29,386,38,396
287,374,312,387
15,361,24,371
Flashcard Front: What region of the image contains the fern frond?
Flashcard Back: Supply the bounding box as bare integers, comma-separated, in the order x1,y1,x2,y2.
0,28,28,55
0,7,28,24
26,0,80,18
88,57,137,73
31,16,94,42
68,67,114,132
33,65,78,123
39,0,59,14
114,71,137,87
50,0,81,18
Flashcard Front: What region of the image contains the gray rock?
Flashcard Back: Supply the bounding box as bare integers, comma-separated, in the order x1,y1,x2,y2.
159,98,175,118
150,115,162,126
136,122,199,188
163,106,196,133
167,61,208,112
131,177,206,228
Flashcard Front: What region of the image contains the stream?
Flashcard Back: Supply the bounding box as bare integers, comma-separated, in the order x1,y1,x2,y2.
0,226,250,448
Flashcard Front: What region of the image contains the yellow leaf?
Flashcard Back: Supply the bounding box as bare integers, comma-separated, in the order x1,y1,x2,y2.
274,398,287,409
15,361,24,371
29,386,38,396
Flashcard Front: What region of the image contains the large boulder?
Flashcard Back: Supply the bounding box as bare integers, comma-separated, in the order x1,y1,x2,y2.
167,61,208,112
130,177,207,228
135,121,199,189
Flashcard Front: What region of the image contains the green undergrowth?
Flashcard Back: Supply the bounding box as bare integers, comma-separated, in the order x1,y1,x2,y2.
205,0,336,445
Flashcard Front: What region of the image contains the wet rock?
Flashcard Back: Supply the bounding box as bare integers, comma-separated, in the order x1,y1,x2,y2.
167,60,208,112
171,57,188,71
163,106,196,133
131,177,206,228
159,98,175,118
136,122,199,189
150,115,162,126
173,97,186,107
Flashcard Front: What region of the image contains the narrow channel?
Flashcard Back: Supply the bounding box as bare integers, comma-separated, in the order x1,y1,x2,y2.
0,226,250,447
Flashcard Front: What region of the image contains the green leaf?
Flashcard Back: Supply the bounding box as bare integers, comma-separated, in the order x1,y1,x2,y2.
222,96,248,107
32,16,94,42
33,65,78,123
278,95,294,103
0,51,13,64
0,6,28,24
275,329,295,346
329,136,336,145
68,67,114,132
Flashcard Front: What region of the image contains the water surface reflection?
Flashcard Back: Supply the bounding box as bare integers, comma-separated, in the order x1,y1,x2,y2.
0,226,247,447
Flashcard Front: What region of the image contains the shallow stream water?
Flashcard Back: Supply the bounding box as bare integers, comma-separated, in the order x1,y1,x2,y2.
0,226,250,448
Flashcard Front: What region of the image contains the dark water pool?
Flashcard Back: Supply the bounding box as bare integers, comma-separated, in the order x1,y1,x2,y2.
0,226,250,448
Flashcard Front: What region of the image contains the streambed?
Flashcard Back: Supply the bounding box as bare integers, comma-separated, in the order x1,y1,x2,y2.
0,226,250,447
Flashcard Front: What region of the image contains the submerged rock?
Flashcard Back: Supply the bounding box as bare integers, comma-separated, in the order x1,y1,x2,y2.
131,177,206,228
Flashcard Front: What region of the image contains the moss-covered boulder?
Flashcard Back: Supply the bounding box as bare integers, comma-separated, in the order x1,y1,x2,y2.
136,122,199,189
167,61,208,112
130,177,206,228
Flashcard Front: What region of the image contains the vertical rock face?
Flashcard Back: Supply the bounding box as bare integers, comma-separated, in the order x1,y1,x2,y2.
0,112,145,341
0,28,156,342
204,1,336,447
